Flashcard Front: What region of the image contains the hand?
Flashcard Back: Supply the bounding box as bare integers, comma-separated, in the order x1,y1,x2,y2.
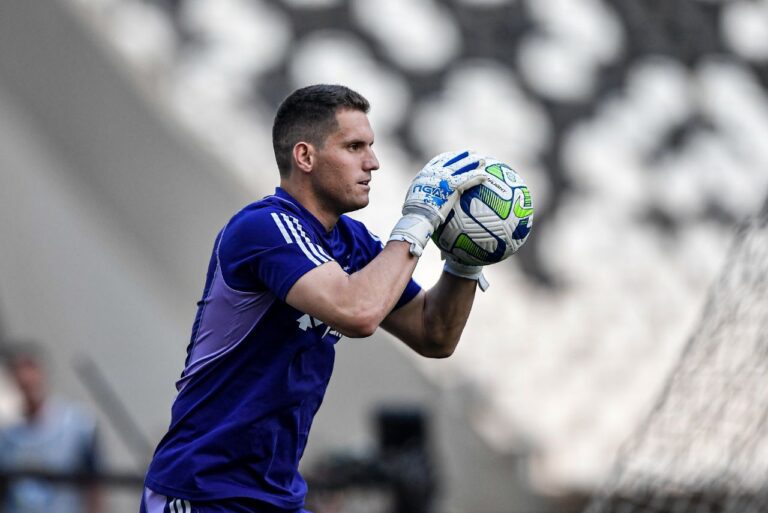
403,151,487,227
390,151,487,256
442,253,490,291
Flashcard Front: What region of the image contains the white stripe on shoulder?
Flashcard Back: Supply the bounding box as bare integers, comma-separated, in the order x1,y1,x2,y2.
316,245,333,260
185,500,191,513
290,215,329,263
169,499,177,513
285,215,330,263
271,212,293,243
306,241,330,263
280,213,322,266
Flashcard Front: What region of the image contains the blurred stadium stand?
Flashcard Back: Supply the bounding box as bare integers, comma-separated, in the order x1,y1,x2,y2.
585,200,768,513
1,0,767,512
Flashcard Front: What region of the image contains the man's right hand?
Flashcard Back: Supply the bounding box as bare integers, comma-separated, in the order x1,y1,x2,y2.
389,151,487,256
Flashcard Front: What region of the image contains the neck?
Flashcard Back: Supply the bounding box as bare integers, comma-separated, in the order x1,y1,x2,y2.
280,180,338,232
23,398,45,422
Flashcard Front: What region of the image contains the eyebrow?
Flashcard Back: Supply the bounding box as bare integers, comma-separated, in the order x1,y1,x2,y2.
341,137,374,146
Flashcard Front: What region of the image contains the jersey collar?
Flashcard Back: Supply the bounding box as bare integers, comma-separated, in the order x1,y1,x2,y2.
274,187,336,238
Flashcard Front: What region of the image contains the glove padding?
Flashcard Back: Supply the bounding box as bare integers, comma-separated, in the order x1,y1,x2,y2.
443,254,490,291
390,151,487,256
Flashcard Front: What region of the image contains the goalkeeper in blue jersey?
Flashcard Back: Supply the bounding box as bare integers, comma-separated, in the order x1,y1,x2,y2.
141,84,489,513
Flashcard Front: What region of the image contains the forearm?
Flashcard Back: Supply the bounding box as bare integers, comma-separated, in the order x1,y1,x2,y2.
341,240,419,330
383,270,478,358
286,240,418,337
421,272,478,355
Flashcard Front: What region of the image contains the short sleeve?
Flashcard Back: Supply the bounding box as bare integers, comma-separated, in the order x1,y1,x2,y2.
394,279,422,310
219,208,334,300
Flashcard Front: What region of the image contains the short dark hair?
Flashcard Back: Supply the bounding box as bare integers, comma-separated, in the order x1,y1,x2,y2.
272,84,370,176
1,338,46,369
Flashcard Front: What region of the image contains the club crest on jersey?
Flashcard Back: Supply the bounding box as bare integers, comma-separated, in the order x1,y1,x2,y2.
296,313,342,339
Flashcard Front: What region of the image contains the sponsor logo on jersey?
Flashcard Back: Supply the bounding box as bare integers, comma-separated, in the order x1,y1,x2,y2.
296,313,342,339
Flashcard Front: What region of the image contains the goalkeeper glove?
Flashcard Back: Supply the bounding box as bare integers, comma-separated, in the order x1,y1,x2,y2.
389,151,487,257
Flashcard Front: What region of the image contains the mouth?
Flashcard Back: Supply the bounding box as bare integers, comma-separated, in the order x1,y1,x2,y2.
359,179,371,189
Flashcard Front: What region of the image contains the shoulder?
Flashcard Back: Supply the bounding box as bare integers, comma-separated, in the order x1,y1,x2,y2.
218,196,334,295
228,195,298,231
50,399,97,437
221,196,307,250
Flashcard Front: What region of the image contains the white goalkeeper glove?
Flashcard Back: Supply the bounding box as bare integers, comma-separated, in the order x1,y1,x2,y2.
442,254,490,291
389,151,487,257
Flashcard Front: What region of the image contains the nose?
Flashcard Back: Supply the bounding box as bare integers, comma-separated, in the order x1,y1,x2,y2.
365,148,380,172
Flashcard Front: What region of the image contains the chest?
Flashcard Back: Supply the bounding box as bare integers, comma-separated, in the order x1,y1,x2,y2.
1,420,88,470
312,227,375,275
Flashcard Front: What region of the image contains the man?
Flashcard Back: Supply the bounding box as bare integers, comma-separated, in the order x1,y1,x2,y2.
142,84,489,513
0,342,102,513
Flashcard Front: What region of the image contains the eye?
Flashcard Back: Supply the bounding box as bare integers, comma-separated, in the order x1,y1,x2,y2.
349,143,361,151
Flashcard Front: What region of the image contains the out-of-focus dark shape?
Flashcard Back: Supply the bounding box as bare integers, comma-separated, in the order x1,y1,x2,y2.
307,405,437,513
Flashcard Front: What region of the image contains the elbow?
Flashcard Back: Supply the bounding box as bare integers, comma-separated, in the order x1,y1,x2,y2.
422,347,455,359
340,322,378,339
416,336,459,359
336,309,382,339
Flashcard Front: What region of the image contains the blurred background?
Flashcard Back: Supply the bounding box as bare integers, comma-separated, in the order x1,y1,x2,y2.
0,0,767,512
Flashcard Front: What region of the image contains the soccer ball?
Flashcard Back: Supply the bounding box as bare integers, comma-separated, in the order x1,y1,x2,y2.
432,157,534,266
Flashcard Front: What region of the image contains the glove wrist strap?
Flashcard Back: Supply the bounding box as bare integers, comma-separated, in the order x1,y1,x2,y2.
389,214,434,257
443,257,490,291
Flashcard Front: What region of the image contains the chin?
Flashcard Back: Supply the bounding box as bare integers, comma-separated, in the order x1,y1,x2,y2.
343,195,369,214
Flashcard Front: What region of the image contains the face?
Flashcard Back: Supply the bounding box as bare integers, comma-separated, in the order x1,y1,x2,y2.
9,357,46,408
310,108,380,216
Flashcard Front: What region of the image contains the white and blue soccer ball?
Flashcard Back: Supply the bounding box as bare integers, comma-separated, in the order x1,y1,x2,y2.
432,157,534,266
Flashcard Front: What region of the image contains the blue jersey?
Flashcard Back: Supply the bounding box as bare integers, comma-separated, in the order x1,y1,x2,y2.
144,188,421,508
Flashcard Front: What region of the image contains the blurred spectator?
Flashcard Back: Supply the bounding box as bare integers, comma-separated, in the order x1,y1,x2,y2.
0,341,103,513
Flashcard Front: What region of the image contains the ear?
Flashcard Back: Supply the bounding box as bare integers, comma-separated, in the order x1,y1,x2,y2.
293,142,315,174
